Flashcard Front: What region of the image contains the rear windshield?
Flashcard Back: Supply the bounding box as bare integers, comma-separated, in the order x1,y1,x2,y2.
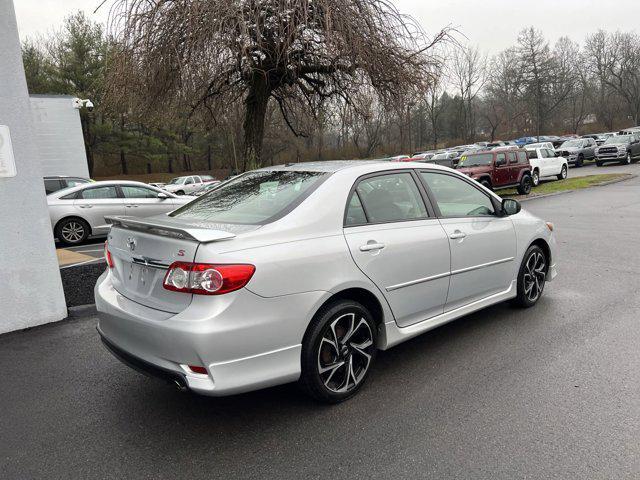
169,170,328,224
458,153,493,167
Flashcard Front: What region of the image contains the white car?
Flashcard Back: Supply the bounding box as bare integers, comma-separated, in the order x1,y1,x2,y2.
525,147,569,186
525,142,554,150
96,161,557,403
48,180,194,245
163,175,217,195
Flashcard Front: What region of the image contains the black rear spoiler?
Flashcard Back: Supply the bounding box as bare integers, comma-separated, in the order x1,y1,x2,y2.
105,216,235,243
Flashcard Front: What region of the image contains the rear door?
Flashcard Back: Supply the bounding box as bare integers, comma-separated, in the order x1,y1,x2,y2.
343,171,451,327
420,171,517,311
120,184,176,218
73,185,125,235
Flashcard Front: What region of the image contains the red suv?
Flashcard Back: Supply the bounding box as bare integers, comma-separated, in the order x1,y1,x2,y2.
456,150,533,195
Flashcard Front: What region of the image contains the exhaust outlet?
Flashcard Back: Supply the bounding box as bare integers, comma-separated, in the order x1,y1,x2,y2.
173,377,188,392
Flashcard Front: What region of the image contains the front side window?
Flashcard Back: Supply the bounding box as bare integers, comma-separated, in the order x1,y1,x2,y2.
421,172,495,217
527,150,539,159
354,172,428,224
121,186,158,199
507,152,517,164
79,186,119,199
170,170,327,224
496,153,507,165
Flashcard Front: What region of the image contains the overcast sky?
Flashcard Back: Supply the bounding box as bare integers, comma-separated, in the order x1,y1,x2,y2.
14,0,640,54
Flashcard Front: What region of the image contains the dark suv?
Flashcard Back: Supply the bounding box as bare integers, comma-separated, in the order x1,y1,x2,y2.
595,133,640,166
456,150,533,195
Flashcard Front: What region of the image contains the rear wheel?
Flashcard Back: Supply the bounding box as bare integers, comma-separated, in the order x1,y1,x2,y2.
516,174,532,195
513,245,547,308
299,300,377,403
55,217,90,246
532,169,540,186
557,164,568,179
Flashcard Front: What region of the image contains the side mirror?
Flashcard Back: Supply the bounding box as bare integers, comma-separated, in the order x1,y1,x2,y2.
502,198,521,216
157,192,169,199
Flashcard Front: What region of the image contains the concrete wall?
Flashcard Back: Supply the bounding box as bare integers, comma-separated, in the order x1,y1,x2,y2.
0,0,67,334
29,95,90,178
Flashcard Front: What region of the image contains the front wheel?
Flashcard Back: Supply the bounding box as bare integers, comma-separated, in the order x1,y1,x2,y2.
299,300,377,403
596,161,603,167
622,152,632,165
516,174,532,195
557,164,568,180
176,190,185,195
513,245,547,308
575,155,584,167
480,179,492,190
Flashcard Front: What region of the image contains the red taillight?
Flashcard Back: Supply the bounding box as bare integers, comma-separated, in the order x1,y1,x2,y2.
104,241,114,269
163,262,255,295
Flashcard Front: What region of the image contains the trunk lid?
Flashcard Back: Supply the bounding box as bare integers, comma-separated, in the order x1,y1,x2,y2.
105,215,248,313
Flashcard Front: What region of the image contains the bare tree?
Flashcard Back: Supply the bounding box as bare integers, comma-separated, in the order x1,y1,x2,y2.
450,44,486,142
423,74,446,149
106,0,448,169
586,30,640,126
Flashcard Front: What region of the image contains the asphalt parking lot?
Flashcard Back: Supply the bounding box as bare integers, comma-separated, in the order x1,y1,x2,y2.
8,169,637,479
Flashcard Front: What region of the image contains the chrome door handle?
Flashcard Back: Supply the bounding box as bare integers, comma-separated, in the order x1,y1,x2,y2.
125,204,139,208
78,205,93,209
360,242,386,252
449,230,467,240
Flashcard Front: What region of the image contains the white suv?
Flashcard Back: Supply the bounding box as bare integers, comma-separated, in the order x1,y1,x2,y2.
525,147,569,186
164,175,215,195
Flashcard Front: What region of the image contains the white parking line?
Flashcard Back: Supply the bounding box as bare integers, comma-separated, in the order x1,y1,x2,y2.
60,257,106,270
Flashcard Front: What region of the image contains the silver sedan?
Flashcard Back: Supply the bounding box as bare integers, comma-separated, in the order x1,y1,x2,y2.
96,161,557,403
48,180,194,245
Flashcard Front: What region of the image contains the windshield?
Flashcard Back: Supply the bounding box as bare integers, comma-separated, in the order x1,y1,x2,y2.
560,140,583,148
169,170,328,224
432,153,449,160
604,136,629,145
458,153,493,167
168,177,187,185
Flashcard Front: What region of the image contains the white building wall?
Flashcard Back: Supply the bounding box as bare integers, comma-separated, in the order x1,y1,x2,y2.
29,95,90,178
0,0,67,334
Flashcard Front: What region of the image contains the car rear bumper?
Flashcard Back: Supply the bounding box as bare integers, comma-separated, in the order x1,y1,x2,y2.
95,271,326,396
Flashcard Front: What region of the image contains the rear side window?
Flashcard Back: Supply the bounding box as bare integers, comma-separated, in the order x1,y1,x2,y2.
345,193,367,226
66,178,89,188
79,186,119,199
44,179,61,194
170,170,327,224
353,172,427,224
517,151,529,162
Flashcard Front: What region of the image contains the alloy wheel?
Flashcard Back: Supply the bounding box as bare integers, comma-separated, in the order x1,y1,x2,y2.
317,312,374,393
523,251,546,303
561,165,567,178
626,153,632,164
532,171,539,186
61,221,85,243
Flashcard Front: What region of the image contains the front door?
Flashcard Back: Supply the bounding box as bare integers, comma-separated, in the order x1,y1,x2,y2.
120,185,174,218
419,171,517,311
343,171,451,327
494,152,510,186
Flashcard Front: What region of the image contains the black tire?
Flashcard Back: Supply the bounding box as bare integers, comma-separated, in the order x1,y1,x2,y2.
299,299,377,403
516,174,532,195
513,244,547,308
596,161,603,167
575,154,584,167
55,217,90,246
480,179,492,190
621,152,632,165
557,164,568,179
176,190,185,195
532,169,540,186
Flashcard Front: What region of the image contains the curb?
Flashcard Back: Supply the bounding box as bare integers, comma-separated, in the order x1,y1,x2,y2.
67,304,97,317
517,174,636,202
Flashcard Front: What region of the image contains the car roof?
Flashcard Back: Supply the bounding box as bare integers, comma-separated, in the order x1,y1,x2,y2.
259,160,457,175
48,180,160,197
